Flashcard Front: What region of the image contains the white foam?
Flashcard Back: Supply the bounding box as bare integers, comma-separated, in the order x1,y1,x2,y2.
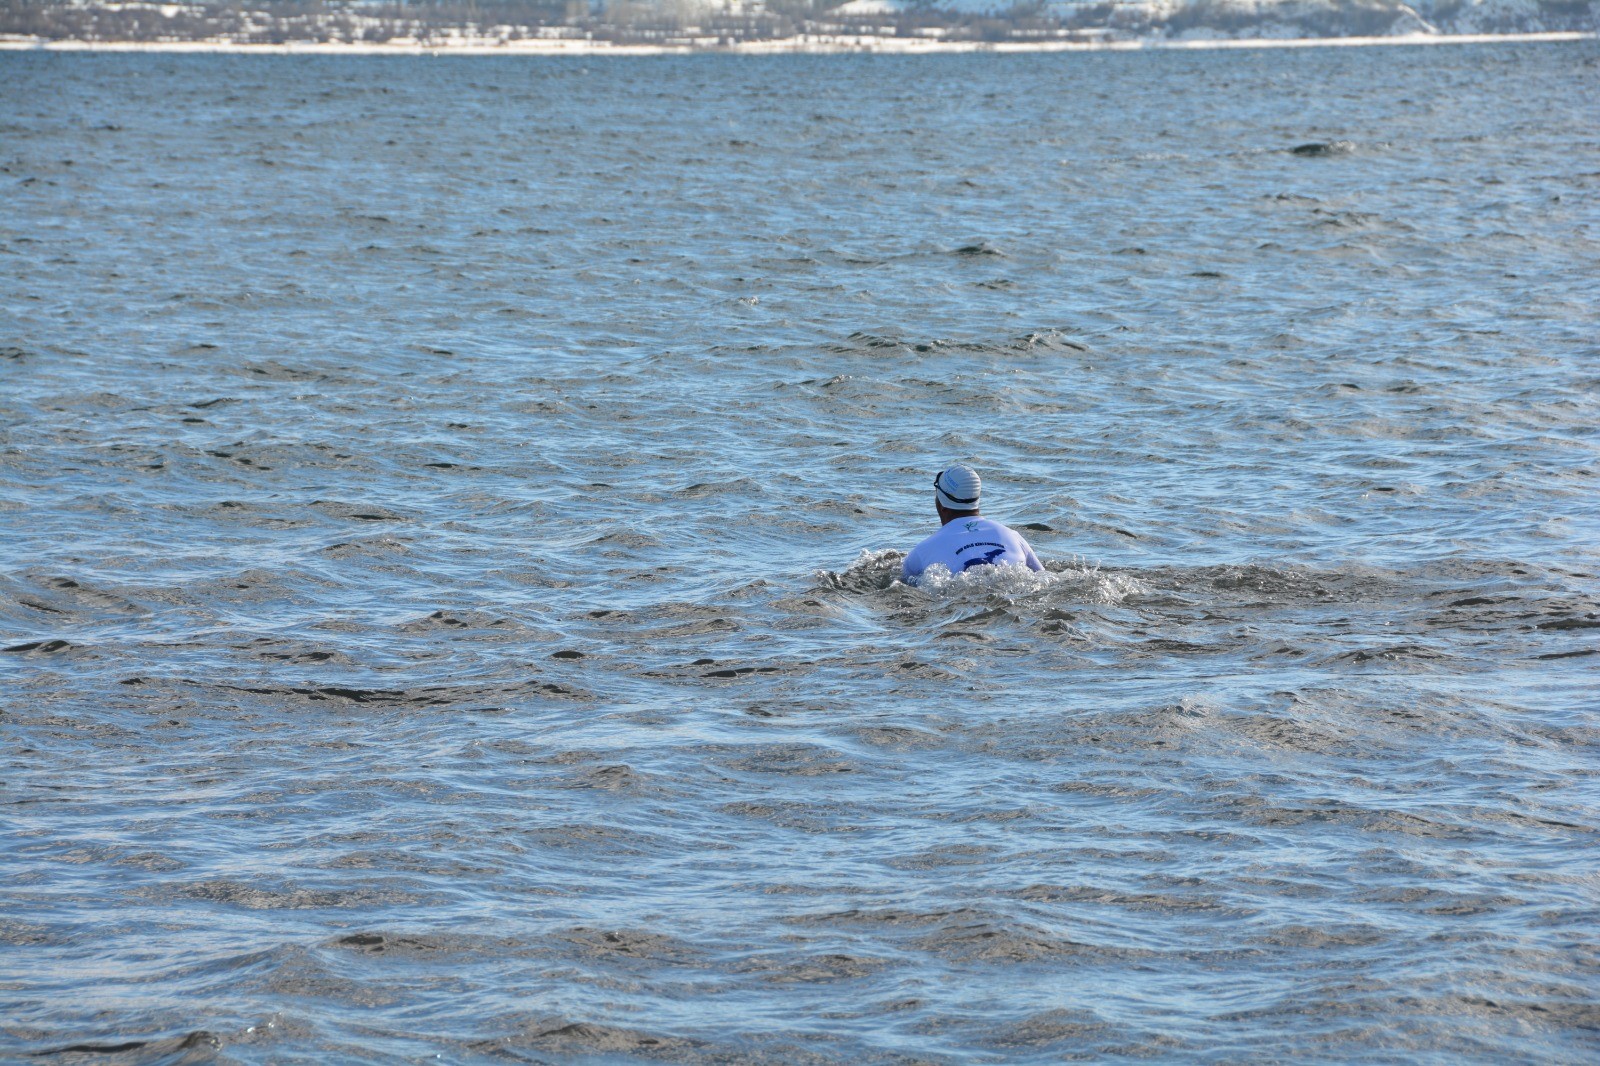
911,559,1146,605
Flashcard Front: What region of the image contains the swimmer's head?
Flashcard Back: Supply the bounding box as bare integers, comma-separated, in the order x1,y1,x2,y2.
934,465,981,521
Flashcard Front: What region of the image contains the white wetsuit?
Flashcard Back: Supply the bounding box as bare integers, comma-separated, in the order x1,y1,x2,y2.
901,516,1043,584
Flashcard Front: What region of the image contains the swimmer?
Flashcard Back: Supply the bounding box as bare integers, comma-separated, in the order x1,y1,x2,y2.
901,465,1043,584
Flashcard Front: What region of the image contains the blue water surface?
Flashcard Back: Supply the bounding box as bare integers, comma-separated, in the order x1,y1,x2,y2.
2,43,1598,1063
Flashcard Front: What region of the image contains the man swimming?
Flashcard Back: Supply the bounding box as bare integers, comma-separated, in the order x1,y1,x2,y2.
901,465,1043,584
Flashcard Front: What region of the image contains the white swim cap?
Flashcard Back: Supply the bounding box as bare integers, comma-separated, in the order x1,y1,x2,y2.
934,465,981,510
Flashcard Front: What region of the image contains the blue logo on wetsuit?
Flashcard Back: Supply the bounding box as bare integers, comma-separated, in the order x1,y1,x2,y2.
955,541,1007,571
962,548,1008,571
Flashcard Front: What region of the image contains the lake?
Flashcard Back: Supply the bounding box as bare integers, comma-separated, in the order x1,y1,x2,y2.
3,42,1597,1062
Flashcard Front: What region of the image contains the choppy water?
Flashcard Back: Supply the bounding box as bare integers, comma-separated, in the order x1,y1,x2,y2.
4,44,1599,1063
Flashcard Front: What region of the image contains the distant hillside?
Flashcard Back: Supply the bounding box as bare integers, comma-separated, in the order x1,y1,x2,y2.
880,0,1593,35
888,0,1591,33
0,0,1592,45
1066,0,1596,37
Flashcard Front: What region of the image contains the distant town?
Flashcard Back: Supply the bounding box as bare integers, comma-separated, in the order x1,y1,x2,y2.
1,0,1593,50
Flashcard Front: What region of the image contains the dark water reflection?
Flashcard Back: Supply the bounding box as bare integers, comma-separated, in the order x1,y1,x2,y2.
3,44,1598,1062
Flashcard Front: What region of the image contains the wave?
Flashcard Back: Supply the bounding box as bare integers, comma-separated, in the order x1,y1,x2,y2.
817,548,1147,605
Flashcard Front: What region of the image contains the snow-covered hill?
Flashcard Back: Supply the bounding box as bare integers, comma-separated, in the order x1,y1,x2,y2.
845,0,1594,36
1,0,1590,44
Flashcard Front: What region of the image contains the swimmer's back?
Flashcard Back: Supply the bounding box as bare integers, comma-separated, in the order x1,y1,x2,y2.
901,516,1042,584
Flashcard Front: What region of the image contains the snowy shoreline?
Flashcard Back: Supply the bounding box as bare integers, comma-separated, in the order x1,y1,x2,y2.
0,30,1592,55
